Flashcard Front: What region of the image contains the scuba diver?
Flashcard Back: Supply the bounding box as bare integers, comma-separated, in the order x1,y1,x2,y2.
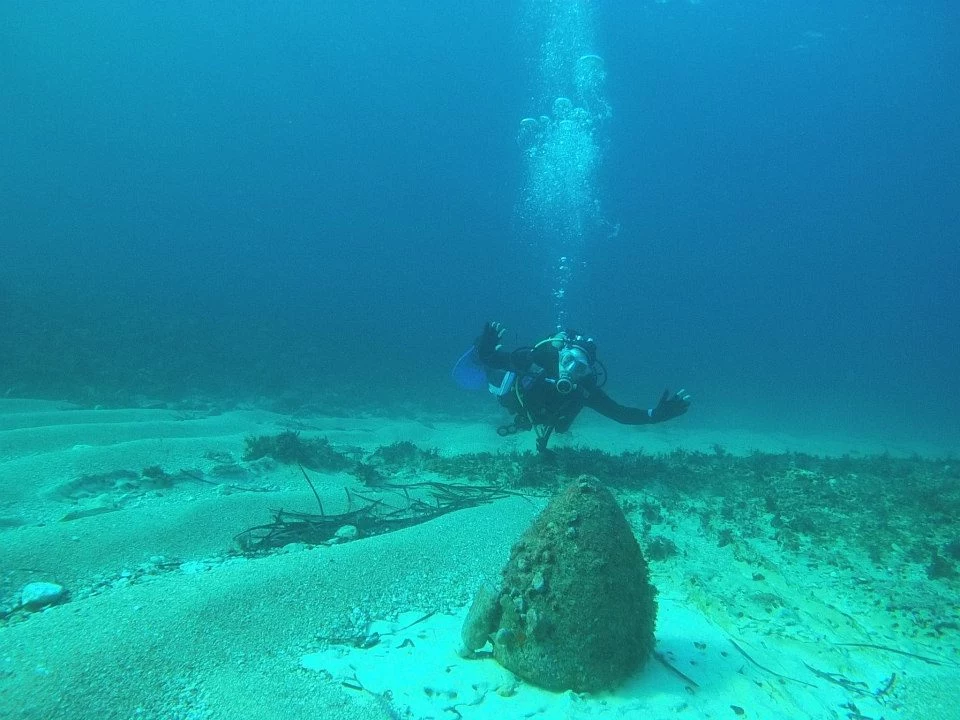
461,321,691,453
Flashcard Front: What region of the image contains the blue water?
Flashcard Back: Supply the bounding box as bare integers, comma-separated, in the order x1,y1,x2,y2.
1,1,957,447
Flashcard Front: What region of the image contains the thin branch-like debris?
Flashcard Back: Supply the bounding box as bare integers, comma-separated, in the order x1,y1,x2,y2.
396,610,438,632
299,464,324,514
729,639,818,688
178,469,218,486
876,672,897,699
235,480,517,553
802,662,871,697
653,651,700,690
834,642,957,667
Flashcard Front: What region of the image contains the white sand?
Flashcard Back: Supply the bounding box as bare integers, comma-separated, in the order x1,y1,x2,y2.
0,399,957,719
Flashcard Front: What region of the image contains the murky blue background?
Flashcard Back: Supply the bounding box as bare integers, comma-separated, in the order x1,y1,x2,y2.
2,1,957,445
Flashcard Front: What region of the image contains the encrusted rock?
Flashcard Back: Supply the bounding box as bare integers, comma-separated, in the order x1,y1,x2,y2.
460,582,501,653
463,476,657,692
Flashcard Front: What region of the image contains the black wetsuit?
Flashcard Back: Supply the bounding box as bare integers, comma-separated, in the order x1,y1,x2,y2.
478,342,655,435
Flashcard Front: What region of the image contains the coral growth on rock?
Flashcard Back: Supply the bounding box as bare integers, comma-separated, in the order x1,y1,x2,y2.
462,476,657,692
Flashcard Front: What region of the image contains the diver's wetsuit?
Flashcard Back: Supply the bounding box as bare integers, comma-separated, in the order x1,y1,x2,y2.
478,342,655,435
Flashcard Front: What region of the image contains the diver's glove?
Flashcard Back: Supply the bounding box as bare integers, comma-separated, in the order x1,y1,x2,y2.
649,388,691,422
476,321,506,360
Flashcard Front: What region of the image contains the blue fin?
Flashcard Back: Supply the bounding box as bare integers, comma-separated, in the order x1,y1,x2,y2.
452,345,488,391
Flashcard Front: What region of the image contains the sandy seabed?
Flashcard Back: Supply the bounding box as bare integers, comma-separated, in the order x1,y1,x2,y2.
0,398,957,720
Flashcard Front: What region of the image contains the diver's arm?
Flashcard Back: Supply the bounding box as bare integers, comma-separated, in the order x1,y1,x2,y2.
478,347,535,373
584,388,655,424
585,387,691,425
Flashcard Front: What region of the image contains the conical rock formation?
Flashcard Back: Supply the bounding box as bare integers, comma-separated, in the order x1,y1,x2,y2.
462,476,657,692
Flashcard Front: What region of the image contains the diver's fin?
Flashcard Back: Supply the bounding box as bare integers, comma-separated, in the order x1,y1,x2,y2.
451,345,488,391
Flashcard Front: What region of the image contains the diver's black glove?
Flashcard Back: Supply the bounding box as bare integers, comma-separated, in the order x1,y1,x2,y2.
476,321,506,360
649,388,691,422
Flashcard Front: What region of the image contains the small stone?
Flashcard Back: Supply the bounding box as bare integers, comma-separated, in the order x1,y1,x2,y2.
333,525,359,542
21,582,67,610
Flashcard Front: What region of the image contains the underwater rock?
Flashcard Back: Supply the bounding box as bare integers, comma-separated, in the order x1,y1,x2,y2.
460,582,501,654
21,582,67,610
463,476,657,692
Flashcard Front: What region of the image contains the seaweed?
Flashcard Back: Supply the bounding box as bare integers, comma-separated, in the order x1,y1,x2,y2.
352,462,389,487
945,538,960,560
370,440,423,468
926,551,956,580
233,440,960,611
242,430,352,471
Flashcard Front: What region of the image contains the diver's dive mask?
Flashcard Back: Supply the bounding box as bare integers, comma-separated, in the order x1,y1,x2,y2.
533,329,598,395
556,346,592,395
